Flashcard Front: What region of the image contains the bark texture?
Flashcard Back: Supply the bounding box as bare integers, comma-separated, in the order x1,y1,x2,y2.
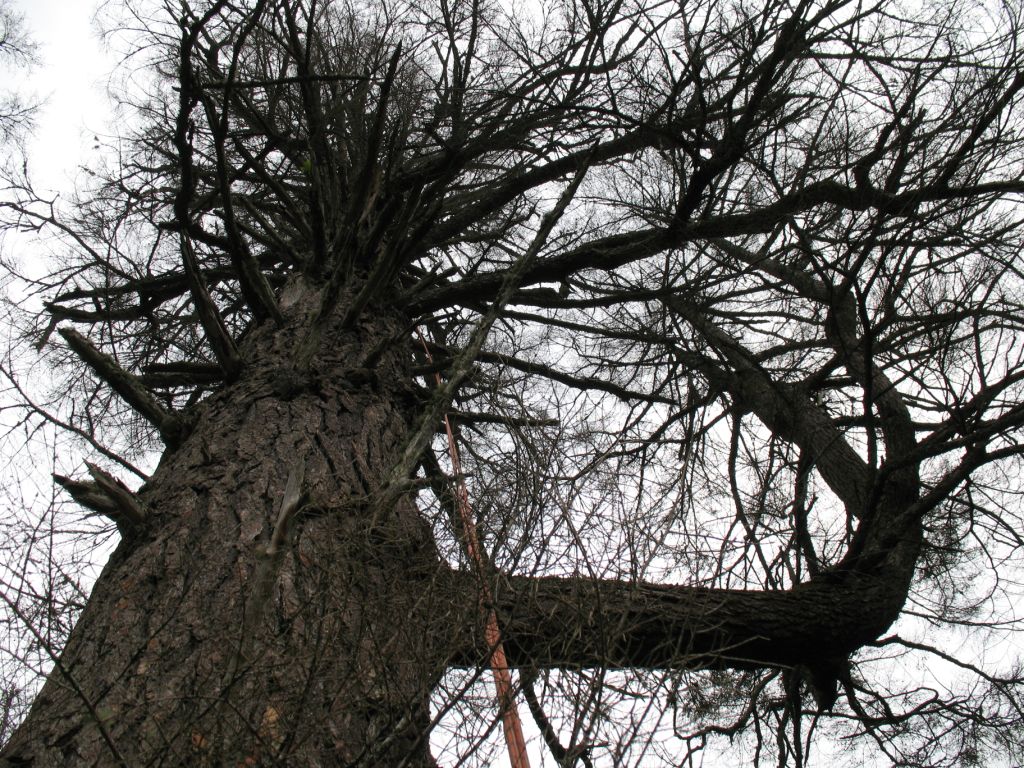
2,288,446,767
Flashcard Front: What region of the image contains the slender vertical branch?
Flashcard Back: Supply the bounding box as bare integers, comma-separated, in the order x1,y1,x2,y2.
376,160,591,512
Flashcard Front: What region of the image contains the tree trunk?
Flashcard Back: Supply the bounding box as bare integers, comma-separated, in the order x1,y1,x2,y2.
2,288,446,767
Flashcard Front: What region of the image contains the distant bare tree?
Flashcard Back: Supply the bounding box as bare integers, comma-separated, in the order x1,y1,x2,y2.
2,0,1024,765
0,0,36,148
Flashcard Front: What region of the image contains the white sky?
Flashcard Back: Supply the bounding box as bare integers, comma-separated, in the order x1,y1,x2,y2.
13,0,115,196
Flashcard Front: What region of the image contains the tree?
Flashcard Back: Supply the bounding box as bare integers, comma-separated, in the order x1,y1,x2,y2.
2,0,1024,764
0,1,37,149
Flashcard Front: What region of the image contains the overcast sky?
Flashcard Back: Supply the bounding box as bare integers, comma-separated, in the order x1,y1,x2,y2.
14,0,115,196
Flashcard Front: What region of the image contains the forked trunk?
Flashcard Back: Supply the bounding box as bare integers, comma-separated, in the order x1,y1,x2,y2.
2,290,446,766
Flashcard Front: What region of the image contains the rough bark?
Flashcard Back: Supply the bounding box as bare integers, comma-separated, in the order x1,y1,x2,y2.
2,286,446,767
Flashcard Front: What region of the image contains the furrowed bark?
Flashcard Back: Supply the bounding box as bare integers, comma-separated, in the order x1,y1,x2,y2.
5,294,446,767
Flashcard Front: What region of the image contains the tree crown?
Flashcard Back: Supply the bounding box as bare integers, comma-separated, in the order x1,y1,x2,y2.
3,0,1024,764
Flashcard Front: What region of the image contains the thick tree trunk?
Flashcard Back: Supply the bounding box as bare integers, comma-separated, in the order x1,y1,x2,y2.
2,291,447,767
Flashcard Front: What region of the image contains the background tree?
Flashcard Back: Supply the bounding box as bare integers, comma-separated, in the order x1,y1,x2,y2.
2,0,1024,765
0,0,42,744
0,0,37,149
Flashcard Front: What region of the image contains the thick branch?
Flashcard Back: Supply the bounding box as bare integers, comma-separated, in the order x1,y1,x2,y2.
444,567,912,675
666,300,872,514
54,464,146,531
178,236,244,380
58,327,187,447
140,361,225,388
478,349,675,406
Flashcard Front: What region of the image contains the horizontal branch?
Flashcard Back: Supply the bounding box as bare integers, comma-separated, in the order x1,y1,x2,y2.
442,565,914,686
410,179,1024,314
476,350,675,405
196,72,370,89
44,302,145,323
48,251,284,315
140,361,226,388
450,410,559,428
